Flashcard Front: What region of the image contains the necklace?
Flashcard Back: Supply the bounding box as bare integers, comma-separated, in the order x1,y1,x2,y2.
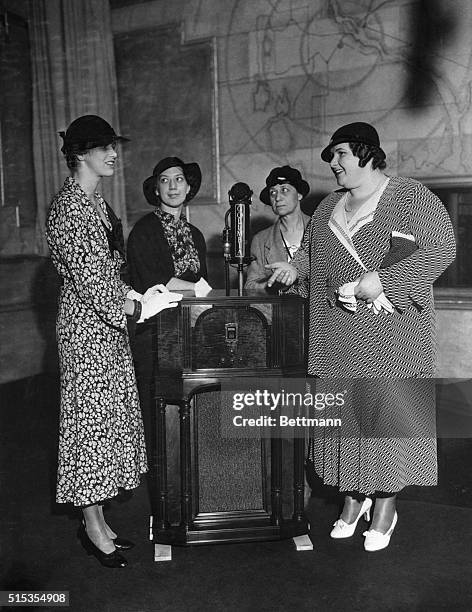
280,218,304,261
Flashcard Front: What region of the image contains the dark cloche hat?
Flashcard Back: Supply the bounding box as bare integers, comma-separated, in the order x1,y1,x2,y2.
260,165,310,205
320,122,386,162
59,115,129,154
143,156,202,206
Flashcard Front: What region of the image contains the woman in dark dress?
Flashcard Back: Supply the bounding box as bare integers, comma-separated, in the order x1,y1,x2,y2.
46,116,181,568
127,156,210,456
127,156,208,294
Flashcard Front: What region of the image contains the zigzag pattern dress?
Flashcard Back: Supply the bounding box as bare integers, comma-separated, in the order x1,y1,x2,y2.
46,177,147,506
291,176,456,494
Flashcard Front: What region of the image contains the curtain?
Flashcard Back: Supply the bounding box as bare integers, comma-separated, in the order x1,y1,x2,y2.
30,0,127,255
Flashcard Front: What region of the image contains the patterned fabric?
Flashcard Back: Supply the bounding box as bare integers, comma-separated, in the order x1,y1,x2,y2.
46,177,147,506
311,378,438,493
127,212,207,292
328,178,389,267
291,176,456,493
154,207,200,278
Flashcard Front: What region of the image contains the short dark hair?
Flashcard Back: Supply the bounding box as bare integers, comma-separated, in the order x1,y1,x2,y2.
64,150,84,170
63,143,91,170
63,140,115,170
349,142,386,170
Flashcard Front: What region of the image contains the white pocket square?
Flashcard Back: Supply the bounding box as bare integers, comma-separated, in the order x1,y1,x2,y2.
337,282,394,315
391,231,415,242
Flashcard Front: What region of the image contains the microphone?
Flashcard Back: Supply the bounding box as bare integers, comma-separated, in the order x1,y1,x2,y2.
229,182,252,202
223,182,253,295
227,182,253,265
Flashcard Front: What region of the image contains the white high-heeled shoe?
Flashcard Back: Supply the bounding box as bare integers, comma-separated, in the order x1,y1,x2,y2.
363,511,397,551
330,497,372,539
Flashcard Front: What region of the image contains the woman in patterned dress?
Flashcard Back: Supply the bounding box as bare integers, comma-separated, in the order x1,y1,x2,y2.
267,122,456,551
46,115,182,567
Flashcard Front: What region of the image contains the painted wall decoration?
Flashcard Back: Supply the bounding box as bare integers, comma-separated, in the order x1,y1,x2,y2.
216,0,472,194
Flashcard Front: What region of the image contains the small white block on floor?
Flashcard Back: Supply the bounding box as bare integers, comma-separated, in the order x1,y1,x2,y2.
154,543,172,562
293,534,313,551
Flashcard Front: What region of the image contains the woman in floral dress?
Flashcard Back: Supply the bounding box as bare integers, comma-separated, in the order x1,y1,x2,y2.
46,115,181,567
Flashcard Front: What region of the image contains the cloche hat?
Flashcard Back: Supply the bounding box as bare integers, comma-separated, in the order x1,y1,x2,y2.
320,122,385,162
260,165,310,205
143,156,202,206
59,115,128,154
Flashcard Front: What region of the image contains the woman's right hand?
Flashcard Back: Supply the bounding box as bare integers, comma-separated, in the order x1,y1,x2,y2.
265,262,298,288
138,288,183,322
141,284,167,303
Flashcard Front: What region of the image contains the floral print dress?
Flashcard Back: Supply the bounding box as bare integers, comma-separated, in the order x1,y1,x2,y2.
46,177,147,506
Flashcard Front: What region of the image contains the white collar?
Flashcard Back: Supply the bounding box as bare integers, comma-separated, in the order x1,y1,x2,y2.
328,178,389,269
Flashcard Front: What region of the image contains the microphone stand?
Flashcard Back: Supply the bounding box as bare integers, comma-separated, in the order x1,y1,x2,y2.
221,243,246,295
237,263,245,296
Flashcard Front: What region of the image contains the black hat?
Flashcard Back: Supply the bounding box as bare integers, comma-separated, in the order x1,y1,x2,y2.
260,165,310,205
320,122,385,162
59,115,129,154
143,156,202,206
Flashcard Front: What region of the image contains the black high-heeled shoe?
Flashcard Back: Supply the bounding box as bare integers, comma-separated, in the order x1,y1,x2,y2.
77,524,128,568
80,520,134,551
113,537,135,551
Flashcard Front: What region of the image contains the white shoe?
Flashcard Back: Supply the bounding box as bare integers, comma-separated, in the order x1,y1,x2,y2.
330,497,372,539
363,511,398,551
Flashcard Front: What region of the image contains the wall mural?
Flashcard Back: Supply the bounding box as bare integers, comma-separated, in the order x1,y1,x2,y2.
219,0,472,189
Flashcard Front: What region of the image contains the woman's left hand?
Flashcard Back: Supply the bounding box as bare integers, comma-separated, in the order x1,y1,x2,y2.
265,262,298,287
353,271,383,303
194,278,212,297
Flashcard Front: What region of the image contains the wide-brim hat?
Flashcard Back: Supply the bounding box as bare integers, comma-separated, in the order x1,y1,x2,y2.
260,165,310,205
320,122,385,162
59,115,129,154
143,156,202,206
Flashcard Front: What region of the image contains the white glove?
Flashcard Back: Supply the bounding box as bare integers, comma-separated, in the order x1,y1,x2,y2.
194,277,212,297
337,282,394,315
367,291,394,315
138,289,183,323
141,284,168,303
337,281,358,312
126,289,142,301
